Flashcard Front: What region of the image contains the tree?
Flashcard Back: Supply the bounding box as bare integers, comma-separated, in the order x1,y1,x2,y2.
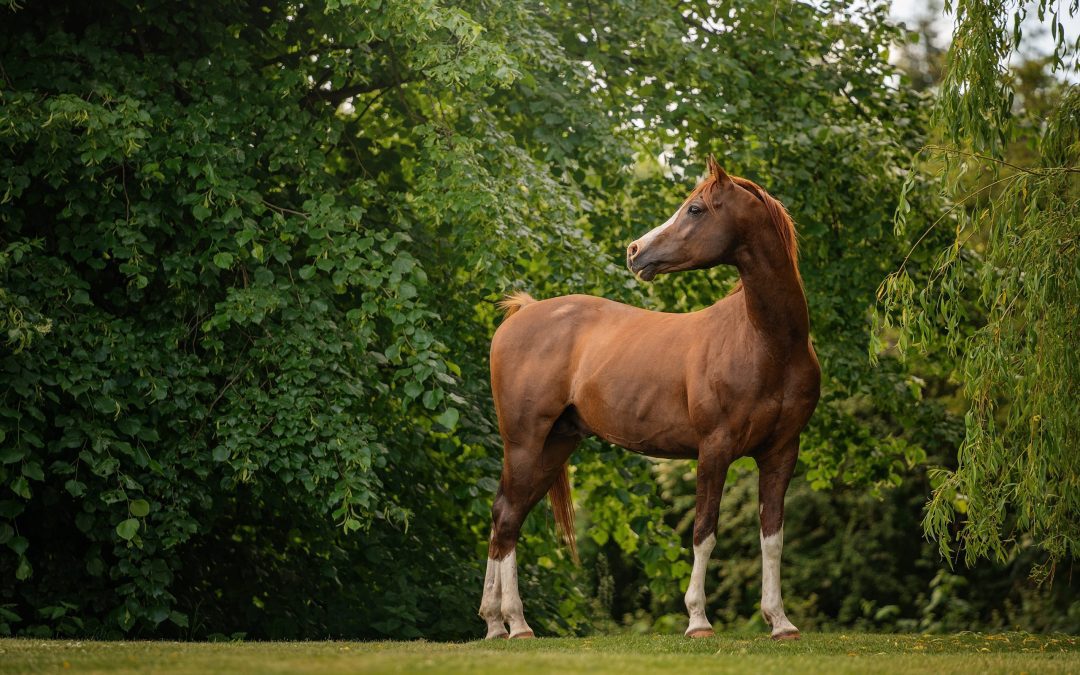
876,0,1079,575
1,0,606,637
1,0,959,638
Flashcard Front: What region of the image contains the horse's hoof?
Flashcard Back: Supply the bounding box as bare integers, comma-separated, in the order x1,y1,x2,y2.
686,629,715,639
509,630,535,639
484,632,509,640
771,630,800,641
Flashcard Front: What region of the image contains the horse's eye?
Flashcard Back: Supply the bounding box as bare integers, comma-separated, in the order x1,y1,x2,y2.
688,204,703,216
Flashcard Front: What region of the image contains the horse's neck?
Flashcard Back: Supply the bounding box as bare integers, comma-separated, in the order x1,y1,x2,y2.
730,241,810,347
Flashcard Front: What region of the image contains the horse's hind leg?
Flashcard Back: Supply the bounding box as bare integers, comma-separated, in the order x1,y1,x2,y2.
482,430,578,639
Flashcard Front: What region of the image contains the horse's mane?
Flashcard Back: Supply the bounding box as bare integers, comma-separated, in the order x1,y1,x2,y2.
684,174,801,294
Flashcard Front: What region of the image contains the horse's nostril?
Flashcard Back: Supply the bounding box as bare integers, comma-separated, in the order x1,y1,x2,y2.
628,243,639,259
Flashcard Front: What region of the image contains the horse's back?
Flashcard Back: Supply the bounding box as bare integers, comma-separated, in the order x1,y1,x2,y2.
490,293,676,369
490,293,706,454
491,293,620,380
492,293,631,348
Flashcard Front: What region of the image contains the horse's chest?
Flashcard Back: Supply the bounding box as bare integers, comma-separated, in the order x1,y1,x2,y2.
692,355,813,441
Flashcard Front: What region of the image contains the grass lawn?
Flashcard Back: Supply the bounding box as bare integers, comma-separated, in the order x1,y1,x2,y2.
1,632,1076,674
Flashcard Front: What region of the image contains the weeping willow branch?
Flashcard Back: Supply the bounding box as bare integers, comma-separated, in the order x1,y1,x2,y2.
921,144,1080,176
892,171,1023,275
875,0,1080,579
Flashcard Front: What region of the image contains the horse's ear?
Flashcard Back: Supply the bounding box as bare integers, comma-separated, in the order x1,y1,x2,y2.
706,155,731,183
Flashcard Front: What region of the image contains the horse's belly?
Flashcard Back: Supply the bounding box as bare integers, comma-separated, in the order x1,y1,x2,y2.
571,380,700,459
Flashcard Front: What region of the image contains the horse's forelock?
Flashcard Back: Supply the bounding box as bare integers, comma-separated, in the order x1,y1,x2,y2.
682,174,723,214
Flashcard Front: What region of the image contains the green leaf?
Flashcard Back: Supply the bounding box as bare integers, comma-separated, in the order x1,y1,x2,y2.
117,418,142,436
434,407,459,431
15,557,31,581
21,462,44,481
213,252,234,269
170,611,190,628
115,518,140,541
8,535,28,555
0,446,26,464
64,480,86,497
86,557,105,577
10,477,30,499
129,499,151,518
421,388,442,410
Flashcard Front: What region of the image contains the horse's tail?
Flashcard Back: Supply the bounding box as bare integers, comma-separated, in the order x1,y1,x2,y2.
548,463,579,564
496,291,536,318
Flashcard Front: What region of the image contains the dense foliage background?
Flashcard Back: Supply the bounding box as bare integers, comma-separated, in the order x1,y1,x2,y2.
1,0,1076,639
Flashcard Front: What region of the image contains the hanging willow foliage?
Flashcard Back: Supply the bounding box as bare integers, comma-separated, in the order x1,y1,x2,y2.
874,0,1079,577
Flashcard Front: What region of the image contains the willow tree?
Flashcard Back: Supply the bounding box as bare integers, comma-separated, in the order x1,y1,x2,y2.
876,0,1079,575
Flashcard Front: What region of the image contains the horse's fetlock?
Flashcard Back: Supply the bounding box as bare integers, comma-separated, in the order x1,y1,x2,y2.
479,595,500,618
501,597,523,620
684,588,705,614
761,606,778,626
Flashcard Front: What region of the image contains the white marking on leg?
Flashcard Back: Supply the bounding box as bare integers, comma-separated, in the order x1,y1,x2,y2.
684,533,716,636
499,548,533,637
479,557,508,639
760,527,798,637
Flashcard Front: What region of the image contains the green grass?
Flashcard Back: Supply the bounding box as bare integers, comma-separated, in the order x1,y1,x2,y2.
1,632,1076,674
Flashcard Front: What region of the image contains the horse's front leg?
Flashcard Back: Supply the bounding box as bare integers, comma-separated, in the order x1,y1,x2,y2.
684,438,734,638
757,442,800,640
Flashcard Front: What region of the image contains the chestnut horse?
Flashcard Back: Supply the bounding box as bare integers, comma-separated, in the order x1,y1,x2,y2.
479,158,820,640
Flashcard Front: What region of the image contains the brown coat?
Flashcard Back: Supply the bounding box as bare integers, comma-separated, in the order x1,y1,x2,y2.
488,159,820,562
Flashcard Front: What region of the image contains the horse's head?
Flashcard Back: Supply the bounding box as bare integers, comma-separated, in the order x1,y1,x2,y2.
626,157,766,282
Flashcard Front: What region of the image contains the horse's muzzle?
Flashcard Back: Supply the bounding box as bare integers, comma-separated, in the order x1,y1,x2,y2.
627,256,660,282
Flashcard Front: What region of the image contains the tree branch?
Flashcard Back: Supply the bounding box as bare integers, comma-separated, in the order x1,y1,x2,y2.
304,73,418,107
923,144,1080,175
